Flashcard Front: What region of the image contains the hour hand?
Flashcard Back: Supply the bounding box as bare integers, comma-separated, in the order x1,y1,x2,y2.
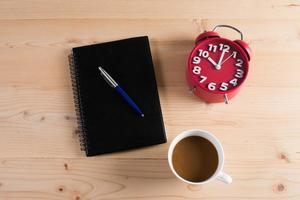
208,57,221,70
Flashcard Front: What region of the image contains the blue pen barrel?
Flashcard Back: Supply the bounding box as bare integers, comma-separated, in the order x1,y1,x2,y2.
115,86,144,117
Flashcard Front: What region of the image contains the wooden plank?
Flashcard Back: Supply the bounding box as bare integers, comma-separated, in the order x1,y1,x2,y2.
0,19,300,53
0,157,299,199
0,86,300,158
0,0,300,20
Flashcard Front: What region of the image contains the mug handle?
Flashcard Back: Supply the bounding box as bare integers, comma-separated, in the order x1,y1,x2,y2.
217,171,232,184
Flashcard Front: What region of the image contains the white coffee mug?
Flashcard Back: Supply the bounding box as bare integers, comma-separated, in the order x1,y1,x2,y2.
168,129,232,185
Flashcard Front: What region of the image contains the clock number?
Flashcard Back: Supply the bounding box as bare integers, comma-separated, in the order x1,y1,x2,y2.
229,78,238,86
223,45,230,52
235,59,243,67
219,43,224,51
198,49,209,58
192,66,201,75
235,69,244,78
192,56,201,64
208,44,217,52
219,43,230,52
220,82,229,91
232,51,237,59
199,75,207,83
208,82,216,91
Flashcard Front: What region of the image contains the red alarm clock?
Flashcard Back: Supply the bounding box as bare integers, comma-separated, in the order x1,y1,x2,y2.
187,25,251,103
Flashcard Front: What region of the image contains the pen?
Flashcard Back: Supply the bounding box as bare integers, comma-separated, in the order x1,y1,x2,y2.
98,66,144,117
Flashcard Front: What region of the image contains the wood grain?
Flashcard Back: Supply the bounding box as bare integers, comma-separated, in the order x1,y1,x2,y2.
0,1,300,199
0,158,300,200
0,0,300,20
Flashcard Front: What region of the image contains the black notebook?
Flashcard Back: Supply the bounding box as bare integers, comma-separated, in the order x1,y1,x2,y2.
69,36,166,156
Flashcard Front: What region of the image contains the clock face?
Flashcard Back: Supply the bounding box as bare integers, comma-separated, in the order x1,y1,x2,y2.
188,38,249,93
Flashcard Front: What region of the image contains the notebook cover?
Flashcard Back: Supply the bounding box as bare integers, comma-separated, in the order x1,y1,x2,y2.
70,36,166,156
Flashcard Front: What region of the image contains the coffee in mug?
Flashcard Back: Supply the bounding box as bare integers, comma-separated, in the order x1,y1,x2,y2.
168,129,232,184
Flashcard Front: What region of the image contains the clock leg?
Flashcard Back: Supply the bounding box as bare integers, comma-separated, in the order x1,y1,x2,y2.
224,94,229,104
188,86,197,96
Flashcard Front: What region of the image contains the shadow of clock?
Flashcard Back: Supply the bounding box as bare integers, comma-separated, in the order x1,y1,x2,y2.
150,39,210,105
150,39,194,88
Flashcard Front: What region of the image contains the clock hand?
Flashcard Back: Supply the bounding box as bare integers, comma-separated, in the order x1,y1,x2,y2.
220,52,234,66
207,57,221,70
217,50,226,68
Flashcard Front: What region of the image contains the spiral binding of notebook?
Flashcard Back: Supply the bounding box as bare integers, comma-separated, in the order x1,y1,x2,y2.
68,53,89,154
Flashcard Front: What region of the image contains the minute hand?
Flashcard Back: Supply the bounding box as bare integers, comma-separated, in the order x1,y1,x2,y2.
217,50,226,67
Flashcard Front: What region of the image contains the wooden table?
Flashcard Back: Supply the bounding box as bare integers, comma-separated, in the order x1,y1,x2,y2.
1,1,300,199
